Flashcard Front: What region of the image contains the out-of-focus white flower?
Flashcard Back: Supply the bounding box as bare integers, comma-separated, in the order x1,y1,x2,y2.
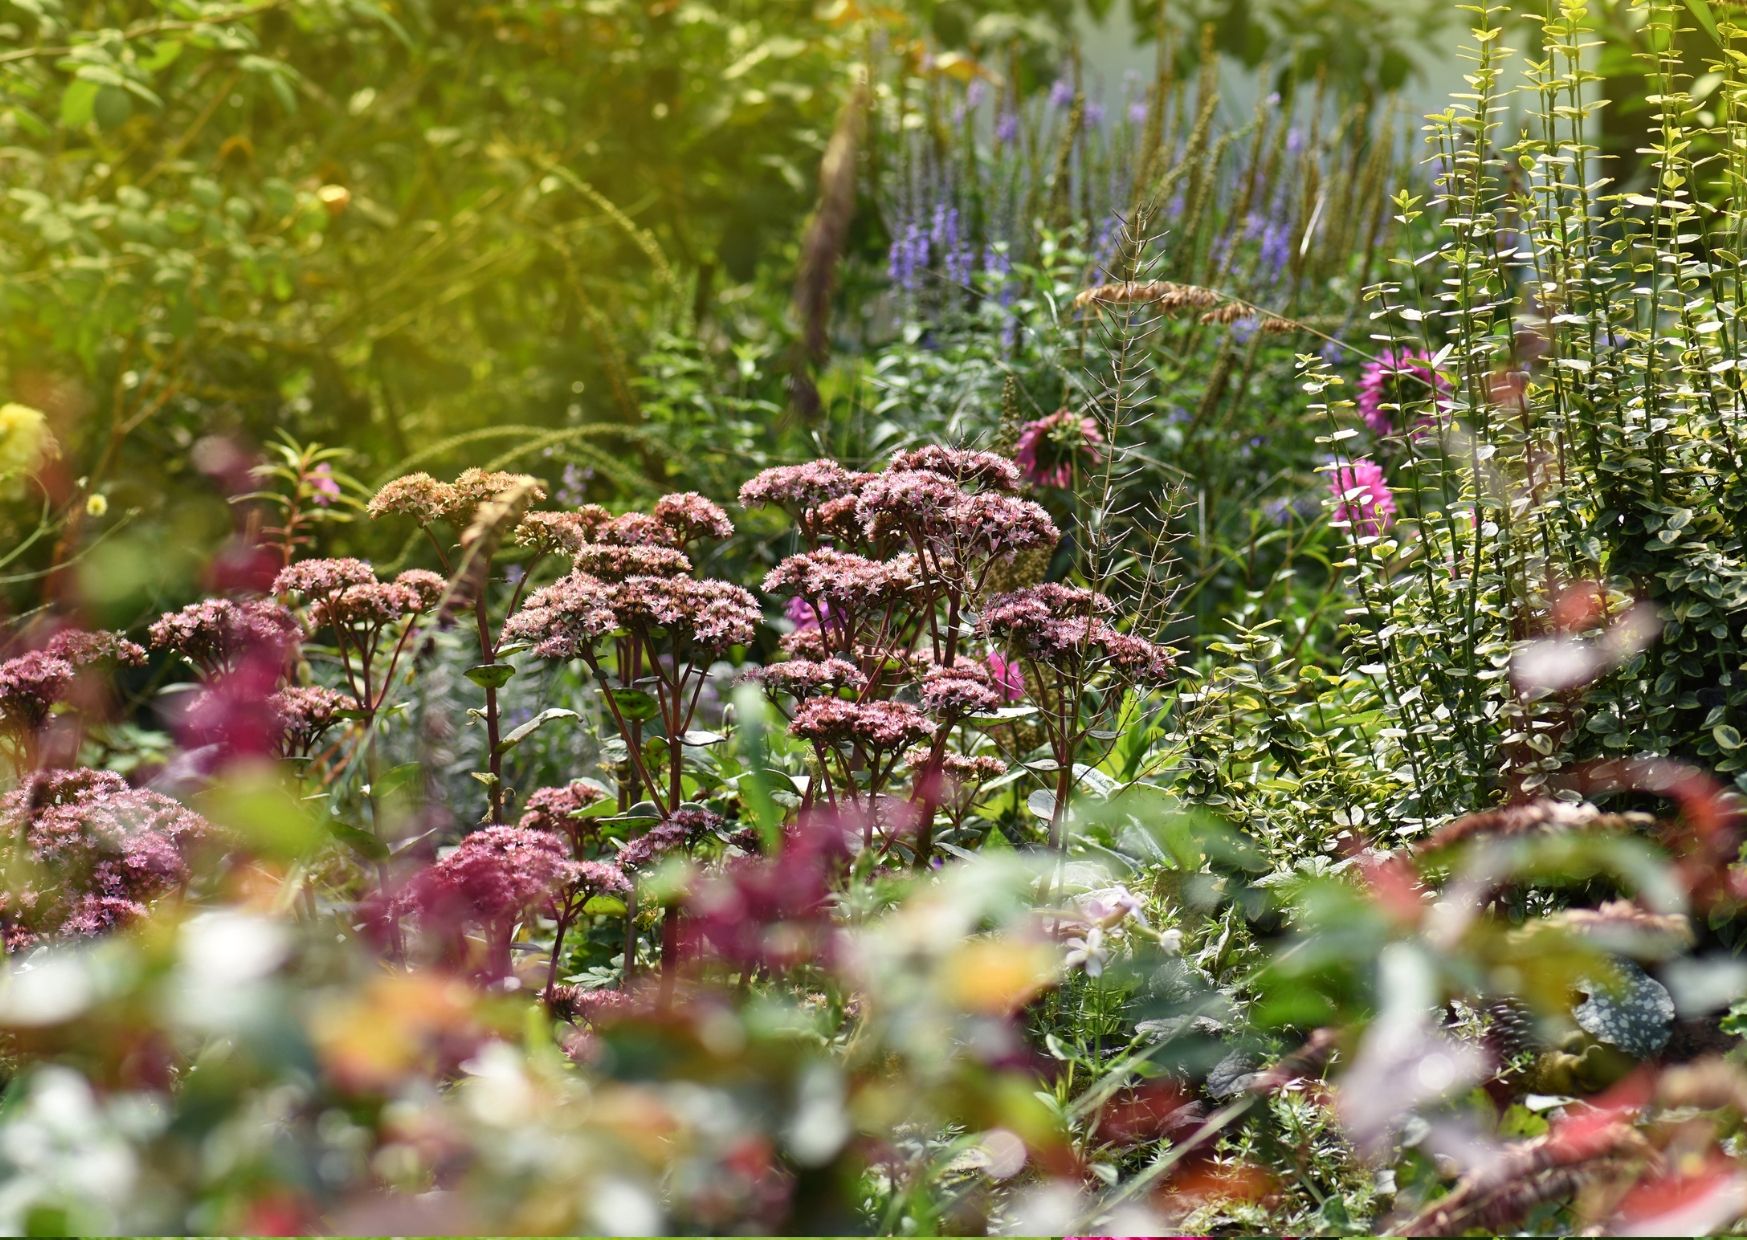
1063,926,1108,977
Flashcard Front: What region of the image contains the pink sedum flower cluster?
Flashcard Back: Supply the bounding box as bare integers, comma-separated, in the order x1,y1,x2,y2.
0,768,214,952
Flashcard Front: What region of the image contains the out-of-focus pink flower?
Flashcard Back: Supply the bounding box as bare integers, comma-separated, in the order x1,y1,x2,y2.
684,810,850,970
309,462,341,507
986,652,1025,701
173,649,286,764
1328,458,1397,538
1357,347,1452,437
1014,409,1104,488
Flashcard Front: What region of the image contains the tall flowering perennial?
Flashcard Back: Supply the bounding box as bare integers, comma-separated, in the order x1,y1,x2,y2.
506,492,753,977
0,768,214,952
1328,458,1398,538
1014,409,1105,488
981,583,1176,847
368,468,550,822
274,558,441,717
1356,347,1453,438
853,454,1058,666
746,447,1167,864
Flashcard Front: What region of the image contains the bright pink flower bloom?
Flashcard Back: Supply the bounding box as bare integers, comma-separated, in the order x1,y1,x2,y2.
1329,458,1398,537
1014,409,1104,488
309,462,341,507
986,652,1025,701
1357,347,1452,437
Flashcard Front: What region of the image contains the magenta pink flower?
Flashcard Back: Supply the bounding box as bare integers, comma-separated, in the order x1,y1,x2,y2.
986,652,1025,702
1014,409,1104,488
309,462,341,507
1329,458,1398,537
784,594,829,629
1357,347,1453,436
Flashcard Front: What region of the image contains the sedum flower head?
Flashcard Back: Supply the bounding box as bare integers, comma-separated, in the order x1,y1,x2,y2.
504,572,621,659
149,598,301,676
269,684,354,755
518,779,610,836
273,557,376,598
738,459,859,513
367,472,458,525
652,492,734,543
42,628,146,670
754,657,867,699
790,697,937,751
570,542,693,582
889,445,1022,492
919,664,1005,718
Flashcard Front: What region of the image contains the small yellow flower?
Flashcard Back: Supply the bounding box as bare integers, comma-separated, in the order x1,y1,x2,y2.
84,493,108,518
0,402,56,483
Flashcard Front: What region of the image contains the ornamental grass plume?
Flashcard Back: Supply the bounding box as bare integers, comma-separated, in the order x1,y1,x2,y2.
1013,409,1105,488
1328,458,1397,538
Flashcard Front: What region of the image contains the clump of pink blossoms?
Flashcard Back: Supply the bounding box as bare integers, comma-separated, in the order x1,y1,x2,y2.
0,767,214,951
